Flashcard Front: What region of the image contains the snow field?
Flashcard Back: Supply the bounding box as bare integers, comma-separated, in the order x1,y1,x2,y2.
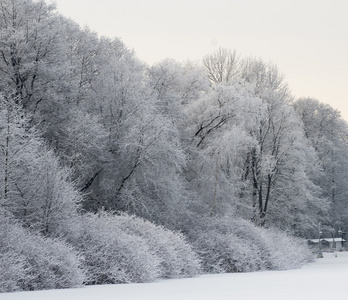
2,251,348,300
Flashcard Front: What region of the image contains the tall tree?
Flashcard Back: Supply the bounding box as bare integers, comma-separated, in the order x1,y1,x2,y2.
0,94,81,237
184,82,264,217
293,98,348,234
0,0,64,105
237,58,327,233
199,51,327,234
203,48,239,84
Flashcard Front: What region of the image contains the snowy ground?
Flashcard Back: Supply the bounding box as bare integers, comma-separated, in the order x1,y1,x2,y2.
2,251,348,300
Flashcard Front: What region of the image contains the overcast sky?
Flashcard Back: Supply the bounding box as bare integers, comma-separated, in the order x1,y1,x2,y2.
53,0,348,120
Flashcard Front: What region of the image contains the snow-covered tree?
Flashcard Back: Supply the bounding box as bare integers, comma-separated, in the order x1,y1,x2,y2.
184,82,264,217
294,98,348,234
0,94,82,237
203,48,240,84
237,58,327,232
0,0,72,109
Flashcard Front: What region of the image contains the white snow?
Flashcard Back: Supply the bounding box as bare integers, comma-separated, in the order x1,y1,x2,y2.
2,251,348,300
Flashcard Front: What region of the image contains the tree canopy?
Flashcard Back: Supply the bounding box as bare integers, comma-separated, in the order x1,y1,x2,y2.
1,0,348,293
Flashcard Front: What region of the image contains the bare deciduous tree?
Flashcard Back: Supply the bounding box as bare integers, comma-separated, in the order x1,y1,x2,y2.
203,48,240,84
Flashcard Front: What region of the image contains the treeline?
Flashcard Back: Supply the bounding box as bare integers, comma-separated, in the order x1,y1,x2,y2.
1,0,347,293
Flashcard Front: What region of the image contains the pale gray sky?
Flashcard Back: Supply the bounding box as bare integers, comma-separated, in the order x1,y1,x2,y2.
53,0,348,120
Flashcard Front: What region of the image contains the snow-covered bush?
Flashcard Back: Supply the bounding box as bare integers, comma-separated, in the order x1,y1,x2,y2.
0,216,85,293
229,219,273,270
258,228,314,270
192,217,264,273
190,216,314,274
116,213,201,278
71,212,161,284
0,239,26,292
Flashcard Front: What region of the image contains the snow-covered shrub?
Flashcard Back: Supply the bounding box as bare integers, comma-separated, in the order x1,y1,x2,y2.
190,215,313,274
164,230,201,277
192,217,263,273
116,213,201,278
0,216,85,293
20,235,85,291
72,212,161,284
228,219,273,270
0,230,26,293
258,228,314,270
